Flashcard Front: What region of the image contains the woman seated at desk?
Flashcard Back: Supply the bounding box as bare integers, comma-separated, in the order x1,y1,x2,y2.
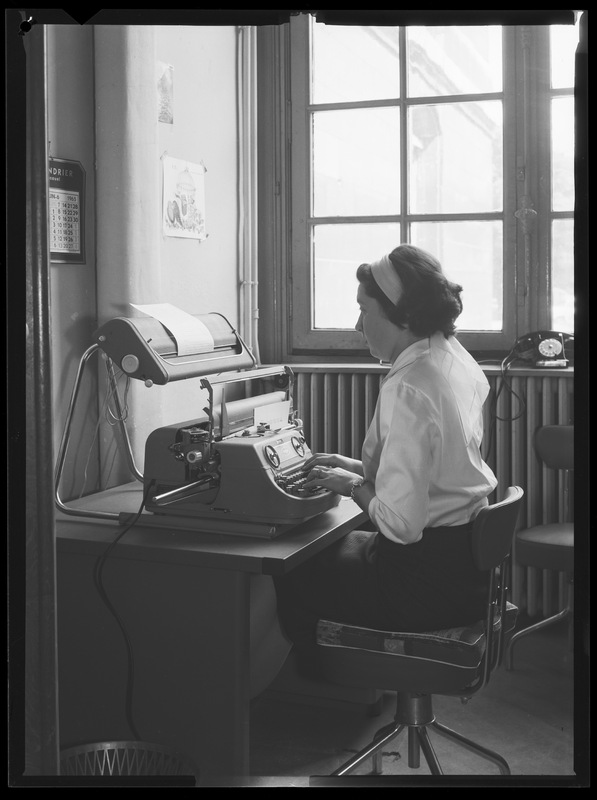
274,244,498,675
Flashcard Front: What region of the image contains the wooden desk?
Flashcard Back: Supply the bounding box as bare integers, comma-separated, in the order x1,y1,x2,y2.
56,484,367,784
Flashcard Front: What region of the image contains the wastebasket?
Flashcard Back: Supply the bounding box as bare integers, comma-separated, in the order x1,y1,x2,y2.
59,741,199,780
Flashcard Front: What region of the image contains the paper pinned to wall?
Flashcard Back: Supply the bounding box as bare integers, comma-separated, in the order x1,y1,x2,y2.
130,302,215,356
162,156,206,240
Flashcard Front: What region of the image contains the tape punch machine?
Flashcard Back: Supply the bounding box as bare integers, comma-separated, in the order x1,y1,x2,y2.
55,307,340,535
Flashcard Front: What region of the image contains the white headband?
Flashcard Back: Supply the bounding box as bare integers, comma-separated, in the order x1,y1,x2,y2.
369,254,403,305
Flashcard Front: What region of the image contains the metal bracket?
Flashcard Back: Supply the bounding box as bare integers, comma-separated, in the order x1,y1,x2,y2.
54,344,143,520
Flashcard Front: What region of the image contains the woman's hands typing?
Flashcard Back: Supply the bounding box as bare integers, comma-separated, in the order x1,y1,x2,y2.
303,452,363,475
302,453,364,497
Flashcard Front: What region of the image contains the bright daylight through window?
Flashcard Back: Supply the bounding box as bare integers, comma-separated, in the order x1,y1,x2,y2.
285,17,578,354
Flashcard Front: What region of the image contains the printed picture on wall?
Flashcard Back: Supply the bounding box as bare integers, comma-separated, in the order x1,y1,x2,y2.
157,61,174,124
162,156,207,240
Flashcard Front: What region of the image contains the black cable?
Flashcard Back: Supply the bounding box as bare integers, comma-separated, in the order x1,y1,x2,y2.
92,480,156,741
492,356,527,419
482,353,527,463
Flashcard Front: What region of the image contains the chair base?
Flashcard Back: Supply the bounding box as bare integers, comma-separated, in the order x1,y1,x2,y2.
505,606,573,670
332,693,510,776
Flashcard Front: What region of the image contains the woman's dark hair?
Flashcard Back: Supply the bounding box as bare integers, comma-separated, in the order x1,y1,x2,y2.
356,244,463,338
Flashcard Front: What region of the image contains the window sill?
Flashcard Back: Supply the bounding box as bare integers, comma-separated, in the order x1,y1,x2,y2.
272,362,574,378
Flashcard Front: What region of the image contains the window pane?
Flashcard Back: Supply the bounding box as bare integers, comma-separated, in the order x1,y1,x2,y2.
551,96,575,211
412,221,503,331
313,223,401,329
551,219,574,333
408,101,502,214
311,24,400,104
550,24,578,89
313,108,400,217
407,26,502,97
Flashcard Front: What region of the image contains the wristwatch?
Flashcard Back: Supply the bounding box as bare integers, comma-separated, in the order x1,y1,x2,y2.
350,478,365,501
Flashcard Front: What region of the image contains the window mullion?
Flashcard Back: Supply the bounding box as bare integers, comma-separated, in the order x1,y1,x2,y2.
523,26,552,332
504,26,528,339
399,26,408,240
289,13,314,348
257,23,293,363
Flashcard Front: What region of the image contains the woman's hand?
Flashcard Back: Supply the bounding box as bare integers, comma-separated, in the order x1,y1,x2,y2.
303,452,363,475
302,464,362,497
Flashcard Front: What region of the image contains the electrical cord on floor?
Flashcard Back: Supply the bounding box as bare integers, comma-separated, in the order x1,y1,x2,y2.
92,479,156,741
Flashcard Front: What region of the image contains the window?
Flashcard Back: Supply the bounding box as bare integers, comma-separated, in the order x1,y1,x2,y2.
257,15,579,361
549,24,577,333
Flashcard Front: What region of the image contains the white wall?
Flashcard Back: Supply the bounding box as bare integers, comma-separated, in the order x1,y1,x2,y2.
152,25,242,430
47,25,99,501
47,23,242,499
157,25,240,319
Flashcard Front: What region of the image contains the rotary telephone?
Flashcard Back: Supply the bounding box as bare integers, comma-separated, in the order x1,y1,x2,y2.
509,330,574,368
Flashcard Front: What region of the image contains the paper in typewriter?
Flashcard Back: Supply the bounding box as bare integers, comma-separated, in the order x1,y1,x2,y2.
254,400,291,430
130,302,215,355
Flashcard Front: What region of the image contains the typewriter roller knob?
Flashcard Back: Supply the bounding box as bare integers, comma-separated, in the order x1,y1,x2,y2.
121,354,140,374
264,445,280,468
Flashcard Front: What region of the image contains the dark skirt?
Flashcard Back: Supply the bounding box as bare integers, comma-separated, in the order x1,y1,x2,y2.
273,523,489,653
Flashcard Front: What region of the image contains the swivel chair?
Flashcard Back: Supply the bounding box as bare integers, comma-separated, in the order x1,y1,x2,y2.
505,425,574,670
314,486,524,776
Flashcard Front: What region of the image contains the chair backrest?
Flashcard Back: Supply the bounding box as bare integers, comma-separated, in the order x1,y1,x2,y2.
534,425,574,471
468,486,524,689
470,486,524,572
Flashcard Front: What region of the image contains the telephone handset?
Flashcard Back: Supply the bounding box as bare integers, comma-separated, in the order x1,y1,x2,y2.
510,330,573,368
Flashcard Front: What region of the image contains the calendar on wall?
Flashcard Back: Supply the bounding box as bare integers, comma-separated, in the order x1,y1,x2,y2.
49,158,85,263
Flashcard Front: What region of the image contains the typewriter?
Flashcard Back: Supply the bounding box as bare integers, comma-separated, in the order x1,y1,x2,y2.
56,305,340,535
143,386,340,527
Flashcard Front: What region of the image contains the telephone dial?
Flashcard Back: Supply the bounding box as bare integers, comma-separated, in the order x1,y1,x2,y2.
509,330,573,368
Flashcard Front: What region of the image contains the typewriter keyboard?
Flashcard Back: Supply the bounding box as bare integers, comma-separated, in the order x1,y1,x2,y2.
277,469,326,496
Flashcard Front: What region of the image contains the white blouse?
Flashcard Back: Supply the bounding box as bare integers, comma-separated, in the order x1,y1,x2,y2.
362,333,498,545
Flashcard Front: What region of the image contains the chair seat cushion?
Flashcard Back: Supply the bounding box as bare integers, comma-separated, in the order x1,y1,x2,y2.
315,603,518,694
317,602,518,667
515,523,574,572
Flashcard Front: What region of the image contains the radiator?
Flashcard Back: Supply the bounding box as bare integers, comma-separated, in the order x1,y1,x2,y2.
293,365,574,617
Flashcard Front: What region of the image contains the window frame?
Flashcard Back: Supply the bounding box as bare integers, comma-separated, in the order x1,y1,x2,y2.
257,18,575,363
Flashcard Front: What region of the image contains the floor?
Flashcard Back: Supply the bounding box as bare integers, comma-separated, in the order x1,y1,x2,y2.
240,619,586,788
